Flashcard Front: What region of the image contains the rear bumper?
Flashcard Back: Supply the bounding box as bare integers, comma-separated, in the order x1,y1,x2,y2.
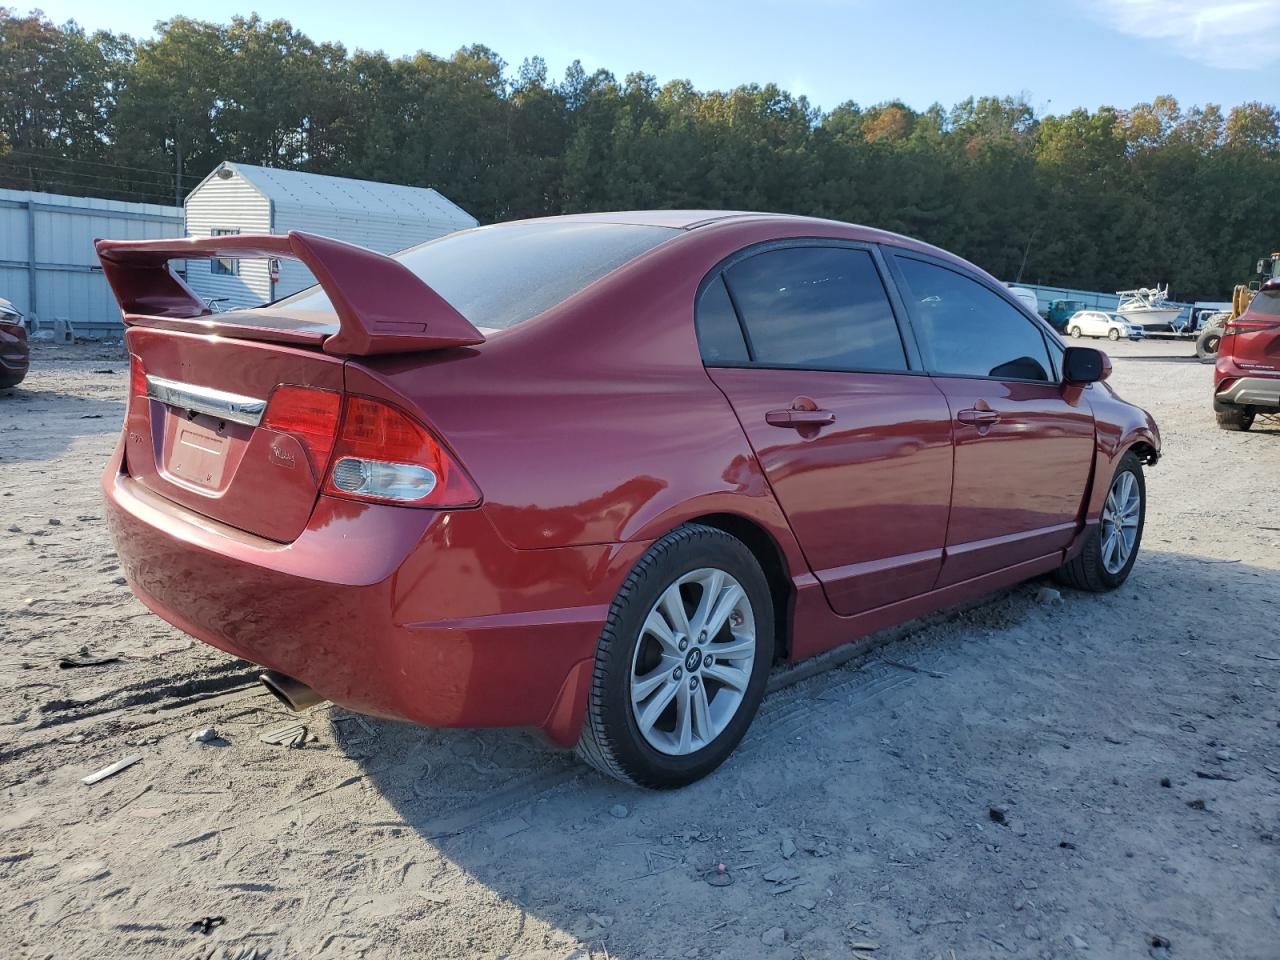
102,446,647,745
1214,374,1280,410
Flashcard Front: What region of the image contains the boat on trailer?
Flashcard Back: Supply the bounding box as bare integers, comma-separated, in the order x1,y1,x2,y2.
1116,285,1183,330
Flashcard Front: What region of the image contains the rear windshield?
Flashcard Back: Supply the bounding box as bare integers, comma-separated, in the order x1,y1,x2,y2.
274,221,679,330
1250,289,1280,317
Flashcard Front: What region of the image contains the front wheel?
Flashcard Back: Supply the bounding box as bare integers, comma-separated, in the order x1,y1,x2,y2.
1108,327,1121,341
1055,452,1145,592
576,524,774,788
1069,326,1083,338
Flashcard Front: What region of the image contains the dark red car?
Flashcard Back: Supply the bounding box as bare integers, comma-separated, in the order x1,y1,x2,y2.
0,297,29,388
1214,279,1280,431
97,212,1160,787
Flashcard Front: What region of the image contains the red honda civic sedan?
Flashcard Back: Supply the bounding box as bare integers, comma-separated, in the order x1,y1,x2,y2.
97,211,1159,787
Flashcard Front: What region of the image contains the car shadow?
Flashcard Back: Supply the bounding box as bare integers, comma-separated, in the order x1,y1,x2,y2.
0,372,125,464
328,547,1280,958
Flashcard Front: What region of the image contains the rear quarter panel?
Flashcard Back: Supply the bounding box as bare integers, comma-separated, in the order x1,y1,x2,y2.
347,221,923,576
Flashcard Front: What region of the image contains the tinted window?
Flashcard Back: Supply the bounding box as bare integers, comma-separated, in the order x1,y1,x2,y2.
695,276,749,363
723,247,907,371
274,221,678,330
1251,289,1280,317
895,257,1052,381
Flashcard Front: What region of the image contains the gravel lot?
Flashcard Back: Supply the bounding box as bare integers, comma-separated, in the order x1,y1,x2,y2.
1,338,1278,960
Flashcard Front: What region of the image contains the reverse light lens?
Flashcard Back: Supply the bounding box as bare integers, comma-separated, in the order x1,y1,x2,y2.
262,385,342,479
323,395,480,508
331,457,438,501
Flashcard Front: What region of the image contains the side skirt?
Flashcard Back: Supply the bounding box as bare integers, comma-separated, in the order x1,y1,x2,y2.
790,550,1064,662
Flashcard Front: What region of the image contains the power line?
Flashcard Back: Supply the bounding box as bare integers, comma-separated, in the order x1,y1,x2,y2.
0,171,177,205
0,160,176,194
1,149,178,180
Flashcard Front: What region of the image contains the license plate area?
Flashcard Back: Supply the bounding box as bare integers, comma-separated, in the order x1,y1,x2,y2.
158,409,253,493
167,418,230,488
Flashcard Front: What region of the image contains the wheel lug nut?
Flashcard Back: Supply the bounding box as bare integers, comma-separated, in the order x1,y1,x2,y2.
704,655,713,667
689,677,699,689
673,668,682,680
678,638,688,651
698,631,707,643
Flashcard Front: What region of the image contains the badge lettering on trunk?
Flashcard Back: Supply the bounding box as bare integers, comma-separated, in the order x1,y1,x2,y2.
270,438,296,469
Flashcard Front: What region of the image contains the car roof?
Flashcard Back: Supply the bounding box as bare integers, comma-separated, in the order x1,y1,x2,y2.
517,208,960,259
521,209,888,232
508,210,1002,292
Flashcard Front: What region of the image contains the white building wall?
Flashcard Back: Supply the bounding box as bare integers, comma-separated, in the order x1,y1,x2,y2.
183,171,273,307
0,189,182,333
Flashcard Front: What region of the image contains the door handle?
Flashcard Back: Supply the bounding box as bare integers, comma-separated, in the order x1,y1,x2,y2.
956,408,1001,426
766,409,837,428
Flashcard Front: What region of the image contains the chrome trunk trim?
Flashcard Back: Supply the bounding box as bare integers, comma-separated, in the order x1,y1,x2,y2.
145,375,267,426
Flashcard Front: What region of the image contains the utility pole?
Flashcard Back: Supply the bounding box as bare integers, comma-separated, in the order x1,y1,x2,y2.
1015,226,1036,284
174,131,183,207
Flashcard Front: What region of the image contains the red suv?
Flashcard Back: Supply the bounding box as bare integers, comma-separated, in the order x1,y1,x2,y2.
1214,279,1280,431
97,213,1160,787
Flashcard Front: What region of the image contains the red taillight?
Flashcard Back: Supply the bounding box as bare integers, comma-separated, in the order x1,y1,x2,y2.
129,354,146,400
322,395,480,508
261,385,341,479
1226,319,1280,334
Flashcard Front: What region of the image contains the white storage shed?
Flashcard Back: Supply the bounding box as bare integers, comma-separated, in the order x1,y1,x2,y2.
183,162,478,310
0,188,183,335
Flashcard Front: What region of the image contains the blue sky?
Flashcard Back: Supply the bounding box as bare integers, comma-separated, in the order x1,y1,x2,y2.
34,0,1280,113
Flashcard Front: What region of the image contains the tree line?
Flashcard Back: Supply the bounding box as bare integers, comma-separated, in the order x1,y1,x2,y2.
2,8,1278,301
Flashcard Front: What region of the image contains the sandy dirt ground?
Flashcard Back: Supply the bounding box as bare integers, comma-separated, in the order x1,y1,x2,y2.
1,337,1278,960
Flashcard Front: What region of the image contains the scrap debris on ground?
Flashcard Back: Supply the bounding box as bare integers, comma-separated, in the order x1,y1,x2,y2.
1,340,1278,959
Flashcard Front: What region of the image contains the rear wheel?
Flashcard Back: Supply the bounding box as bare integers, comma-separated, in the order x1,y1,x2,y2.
1216,405,1254,431
1069,326,1083,338
1108,327,1120,341
1056,452,1145,592
576,524,774,788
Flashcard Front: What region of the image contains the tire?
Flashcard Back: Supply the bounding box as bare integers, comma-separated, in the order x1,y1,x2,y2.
1069,326,1082,339
1216,406,1254,431
1195,327,1221,360
1108,327,1120,341
0,370,25,389
1055,452,1146,592
576,524,775,788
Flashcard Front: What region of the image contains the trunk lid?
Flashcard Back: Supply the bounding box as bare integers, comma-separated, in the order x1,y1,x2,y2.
100,230,491,542
124,325,346,543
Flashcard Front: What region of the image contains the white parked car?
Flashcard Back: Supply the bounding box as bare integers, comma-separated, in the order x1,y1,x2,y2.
1065,310,1146,342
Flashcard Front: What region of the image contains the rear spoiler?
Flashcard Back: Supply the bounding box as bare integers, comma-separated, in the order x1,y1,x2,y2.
94,231,485,356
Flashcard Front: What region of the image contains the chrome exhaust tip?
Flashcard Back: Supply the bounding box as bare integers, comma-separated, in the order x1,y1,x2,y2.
260,671,326,712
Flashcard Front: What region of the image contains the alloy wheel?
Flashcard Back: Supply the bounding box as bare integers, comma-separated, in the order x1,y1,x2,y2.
1100,469,1141,574
629,567,756,756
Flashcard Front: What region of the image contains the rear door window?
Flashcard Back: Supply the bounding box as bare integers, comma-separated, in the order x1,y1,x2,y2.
719,246,908,371
695,276,750,363
893,256,1054,382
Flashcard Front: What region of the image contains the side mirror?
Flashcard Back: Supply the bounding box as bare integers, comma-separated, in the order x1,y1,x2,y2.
1063,346,1110,383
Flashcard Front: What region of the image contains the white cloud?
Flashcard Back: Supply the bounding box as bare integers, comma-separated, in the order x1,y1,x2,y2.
1083,0,1280,69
